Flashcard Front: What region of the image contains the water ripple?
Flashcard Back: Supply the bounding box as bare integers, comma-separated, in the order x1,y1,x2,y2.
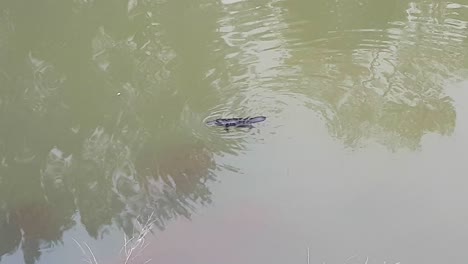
209,0,468,149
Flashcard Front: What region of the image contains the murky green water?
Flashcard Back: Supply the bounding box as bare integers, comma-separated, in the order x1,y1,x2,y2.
1,0,468,263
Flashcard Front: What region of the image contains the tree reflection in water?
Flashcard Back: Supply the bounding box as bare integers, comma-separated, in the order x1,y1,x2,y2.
0,0,233,263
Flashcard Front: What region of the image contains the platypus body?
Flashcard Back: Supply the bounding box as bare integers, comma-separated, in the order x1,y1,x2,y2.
206,116,266,130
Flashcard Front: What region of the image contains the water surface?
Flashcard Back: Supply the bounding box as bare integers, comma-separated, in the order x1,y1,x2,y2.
1,0,468,263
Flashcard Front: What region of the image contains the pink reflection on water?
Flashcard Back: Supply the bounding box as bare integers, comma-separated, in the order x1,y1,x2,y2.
109,201,282,264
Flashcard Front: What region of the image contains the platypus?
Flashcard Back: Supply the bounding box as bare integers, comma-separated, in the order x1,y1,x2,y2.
206,116,266,130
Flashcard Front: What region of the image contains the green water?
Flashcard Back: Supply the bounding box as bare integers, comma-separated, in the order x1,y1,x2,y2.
1,0,468,263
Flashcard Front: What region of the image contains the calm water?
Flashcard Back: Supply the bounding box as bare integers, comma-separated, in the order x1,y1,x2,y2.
1,0,468,263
